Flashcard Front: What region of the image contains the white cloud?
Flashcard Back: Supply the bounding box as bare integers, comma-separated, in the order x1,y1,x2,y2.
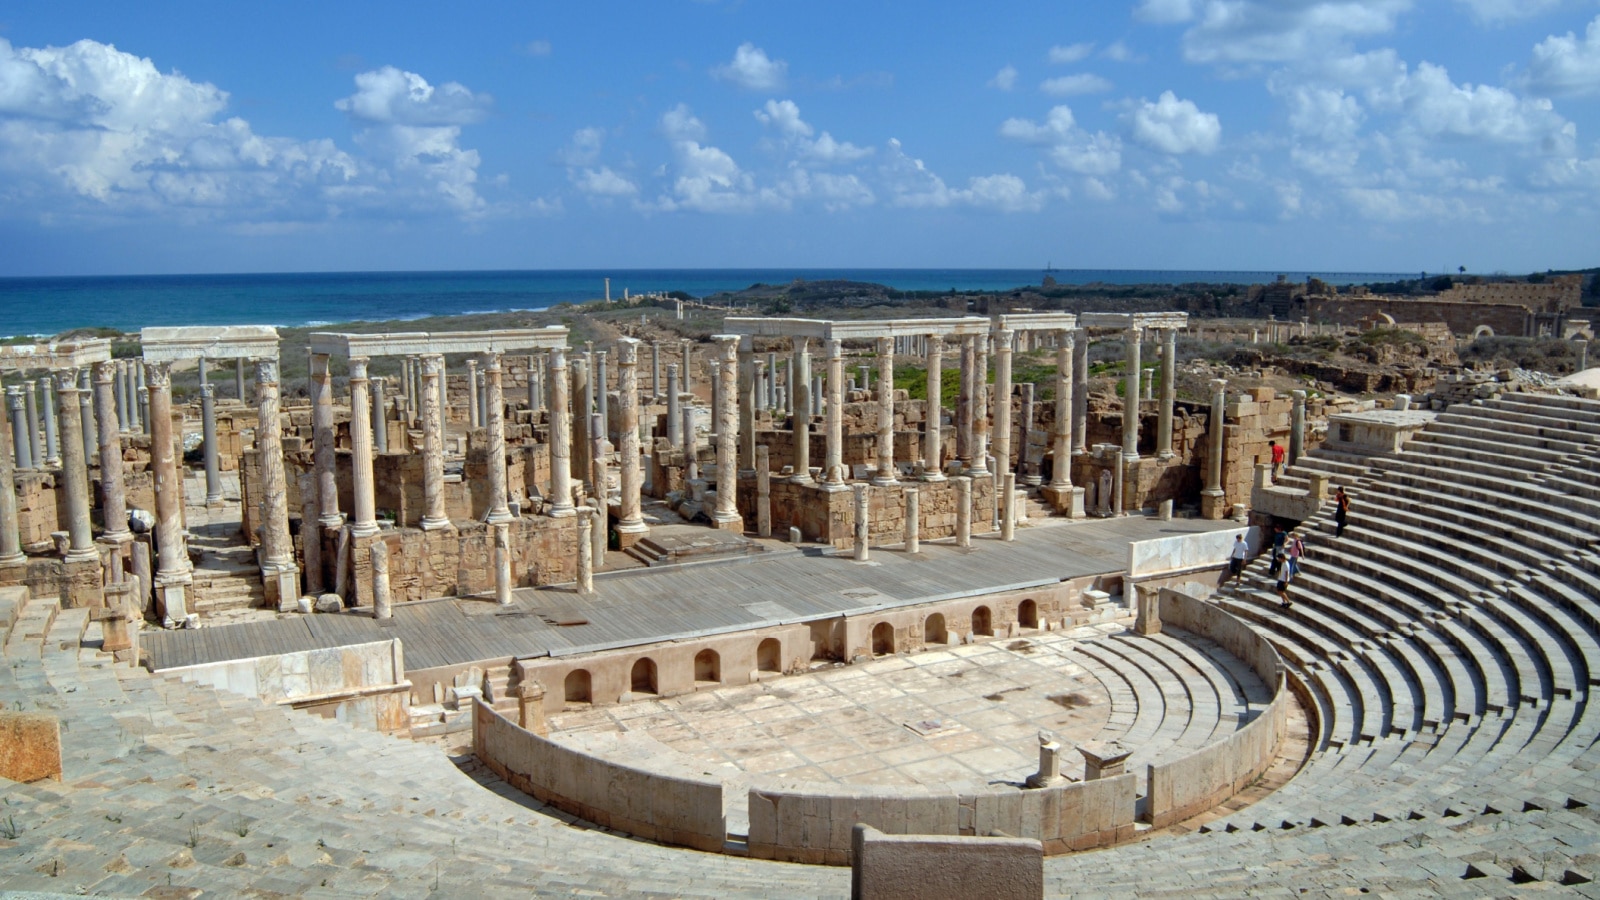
1343,186,1486,221
880,139,1042,211
571,166,637,197
1048,43,1095,63
660,103,707,142
1455,0,1562,24
1176,0,1412,65
963,173,1044,211
1135,0,1197,24
522,40,552,57
1284,86,1365,141
1041,74,1114,95
999,106,1122,175
559,127,604,166
753,99,872,162
0,37,359,218
1387,62,1573,150
334,66,491,126
1522,15,1600,96
711,43,787,91
1125,91,1222,154
988,65,1019,91
1102,41,1143,62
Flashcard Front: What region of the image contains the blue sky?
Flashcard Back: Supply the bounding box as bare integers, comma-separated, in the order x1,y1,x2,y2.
0,0,1596,276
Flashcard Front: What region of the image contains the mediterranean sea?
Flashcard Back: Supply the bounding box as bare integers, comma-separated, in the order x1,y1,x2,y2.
0,268,1416,338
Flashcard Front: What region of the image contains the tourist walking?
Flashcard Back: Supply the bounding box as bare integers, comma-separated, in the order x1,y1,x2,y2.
1269,440,1285,481
1227,533,1249,586
1287,532,1305,577
1334,487,1350,538
1276,563,1293,609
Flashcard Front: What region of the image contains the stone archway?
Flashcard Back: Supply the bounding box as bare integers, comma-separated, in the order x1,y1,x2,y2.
630,658,658,695
972,605,993,637
757,638,781,673
924,613,947,646
871,622,895,657
694,649,721,684
564,669,592,706
1472,325,1495,340
1019,599,1039,629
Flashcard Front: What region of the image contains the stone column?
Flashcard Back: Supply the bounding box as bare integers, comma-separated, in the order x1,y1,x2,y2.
92,363,129,544
1020,382,1037,485
824,338,845,489
481,353,513,524
135,364,148,435
576,509,594,594
792,338,812,484
8,388,30,469
955,476,972,549
1202,378,1227,520
874,336,897,485
114,362,129,433
1073,329,1089,456
371,376,388,454
993,328,1014,478
756,445,772,538
254,359,300,603
666,365,682,445
78,370,96,465
477,365,488,428
52,371,95,561
466,359,480,429
419,355,450,530
904,485,919,554
436,356,448,437
200,385,223,504
738,336,756,471
40,376,59,467
709,360,722,451
530,354,543,411
493,522,512,606
651,341,661,399
346,357,379,537
970,336,990,476
713,336,742,529
309,354,342,527
595,350,609,440
588,493,606,568
1048,331,1076,493
851,483,870,562
234,357,246,402
25,381,42,467
371,537,392,619
1000,472,1016,542
681,341,692,391
0,386,20,566
1157,328,1177,460
1123,327,1143,461
298,471,323,597
614,339,646,538
680,390,696,480
146,362,192,625
923,335,945,481
1290,389,1307,466
547,348,575,517
572,358,591,488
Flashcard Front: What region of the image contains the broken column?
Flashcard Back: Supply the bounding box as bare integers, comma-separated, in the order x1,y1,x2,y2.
200,384,223,505
791,338,811,484
1026,732,1065,788
255,359,301,605
904,485,919,554
955,475,972,549
310,353,343,528
666,364,682,445
874,336,897,485
992,328,1013,478
712,335,743,530
419,354,450,530
8,388,30,469
371,376,388,454
852,483,870,562
1020,382,1037,485
547,348,575,517
971,335,990,476
371,537,392,619
756,444,772,538
923,335,945,481
466,358,480,429
614,339,646,541
576,508,595,594
1290,389,1306,466
145,362,192,626
1157,328,1176,460
1073,328,1089,457
299,471,323,598
493,522,512,606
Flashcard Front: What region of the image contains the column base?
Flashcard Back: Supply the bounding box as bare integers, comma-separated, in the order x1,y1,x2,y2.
1123,452,1141,462
871,476,899,487
788,474,814,486
1022,475,1043,487
1200,490,1228,520
65,546,100,564
261,563,301,610
154,574,194,628
546,504,576,518
420,516,453,531
710,513,744,533
1156,451,1175,461
318,515,346,529
1041,485,1086,518
349,522,382,539
486,508,515,524
820,480,850,493
920,470,947,483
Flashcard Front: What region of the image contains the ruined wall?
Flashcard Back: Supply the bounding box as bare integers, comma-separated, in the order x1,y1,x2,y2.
738,476,996,548
340,515,579,606
1303,296,1531,337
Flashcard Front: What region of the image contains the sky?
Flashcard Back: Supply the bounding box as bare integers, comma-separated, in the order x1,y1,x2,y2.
0,0,1597,277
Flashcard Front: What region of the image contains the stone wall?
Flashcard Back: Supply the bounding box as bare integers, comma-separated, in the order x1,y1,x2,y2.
339,515,578,607
1303,295,1532,337
738,476,996,548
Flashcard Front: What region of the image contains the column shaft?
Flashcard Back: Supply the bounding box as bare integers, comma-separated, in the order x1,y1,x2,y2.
874,337,897,485
41,377,58,466
420,355,450,529
54,371,94,560
78,370,96,465
714,336,741,524
825,339,845,488
92,364,129,543
201,385,222,504
738,337,755,470
1123,327,1142,461
970,336,990,476
547,349,575,517
614,340,645,534
483,355,511,522
791,339,812,484
1049,331,1075,490
255,360,297,573
146,362,192,622
348,358,379,536
1072,330,1089,455
1157,328,1176,459
992,329,1013,478
1290,389,1307,465
666,365,682,445
8,389,30,470
466,359,480,429
309,354,342,527
372,376,388,454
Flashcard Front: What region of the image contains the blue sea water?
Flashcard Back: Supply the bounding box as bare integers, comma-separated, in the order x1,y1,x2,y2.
0,268,1415,338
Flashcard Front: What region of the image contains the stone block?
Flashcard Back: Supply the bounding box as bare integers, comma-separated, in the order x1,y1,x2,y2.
851,824,1042,900
0,711,61,782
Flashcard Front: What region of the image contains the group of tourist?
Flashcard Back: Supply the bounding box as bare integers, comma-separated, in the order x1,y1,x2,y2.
1224,486,1351,612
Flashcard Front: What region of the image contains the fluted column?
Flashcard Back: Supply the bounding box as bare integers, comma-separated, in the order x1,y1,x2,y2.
78,370,96,465
0,382,22,565
1049,331,1075,492
993,328,1014,478
371,376,388,454
595,350,610,440
1123,326,1143,461
1073,329,1089,456
92,363,129,544
466,359,480,429
53,371,94,561
969,336,990,476
791,338,812,484
1202,378,1227,518
146,362,192,624
8,388,30,469
615,339,646,536
651,341,662,399
482,353,512,524
309,353,342,527
419,354,450,530
347,357,379,537
824,338,845,489
26,380,43,467
255,359,299,588
874,336,897,485
713,336,741,526
1158,328,1177,459
923,335,945,481
547,348,575,517
114,362,130,435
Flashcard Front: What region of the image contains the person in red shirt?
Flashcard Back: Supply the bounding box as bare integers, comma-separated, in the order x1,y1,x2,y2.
1269,439,1285,480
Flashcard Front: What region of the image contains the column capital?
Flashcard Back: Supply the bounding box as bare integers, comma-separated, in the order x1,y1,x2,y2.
466,358,478,371
1125,324,1145,339
1211,378,1228,393
310,352,331,377
826,337,843,359
348,356,370,381
925,333,943,353
254,358,279,387
200,382,215,400
420,353,444,376
548,346,567,368
993,328,1014,351
614,336,640,364
794,336,809,354
93,361,117,384
876,335,893,353
144,360,172,388
52,368,80,394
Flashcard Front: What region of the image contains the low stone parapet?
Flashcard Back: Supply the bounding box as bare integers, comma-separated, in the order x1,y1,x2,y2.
850,824,1042,900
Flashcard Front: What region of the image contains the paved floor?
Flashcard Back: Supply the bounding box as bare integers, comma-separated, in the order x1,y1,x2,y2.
144,512,1236,671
